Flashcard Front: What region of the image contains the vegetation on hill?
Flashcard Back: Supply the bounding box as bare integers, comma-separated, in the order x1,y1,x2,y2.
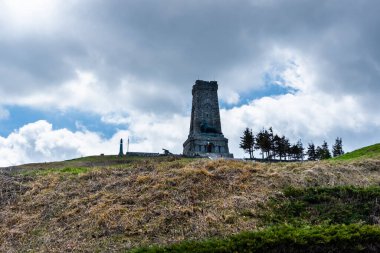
333,143,380,161
1,153,380,252
260,186,380,226
132,224,380,253
134,185,380,252
239,127,346,161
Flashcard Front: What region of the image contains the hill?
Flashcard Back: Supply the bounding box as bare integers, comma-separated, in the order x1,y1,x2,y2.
1,152,380,252
333,143,380,161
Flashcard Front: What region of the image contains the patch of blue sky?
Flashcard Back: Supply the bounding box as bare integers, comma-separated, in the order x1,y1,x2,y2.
220,72,298,109
0,106,122,138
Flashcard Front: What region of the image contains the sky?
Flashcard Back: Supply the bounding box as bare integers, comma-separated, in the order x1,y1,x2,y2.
0,0,380,166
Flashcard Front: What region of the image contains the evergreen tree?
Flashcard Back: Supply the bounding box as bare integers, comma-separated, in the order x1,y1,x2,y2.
272,134,281,160
282,136,291,160
307,143,316,161
332,137,344,157
289,144,298,160
321,141,331,159
268,127,275,159
240,128,255,159
315,146,323,160
296,140,304,161
274,134,291,161
255,129,272,159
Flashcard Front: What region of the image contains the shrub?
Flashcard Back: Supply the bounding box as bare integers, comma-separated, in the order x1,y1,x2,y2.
260,186,380,226
130,224,380,253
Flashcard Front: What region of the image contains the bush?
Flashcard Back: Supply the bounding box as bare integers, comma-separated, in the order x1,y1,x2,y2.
260,186,380,226
130,224,380,253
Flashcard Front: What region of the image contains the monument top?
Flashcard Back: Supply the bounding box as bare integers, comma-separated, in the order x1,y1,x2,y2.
195,80,218,85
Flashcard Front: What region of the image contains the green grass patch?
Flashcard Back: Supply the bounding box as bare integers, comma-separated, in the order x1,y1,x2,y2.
20,166,90,176
66,155,141,164
130,224,380,253
332,143,380,161
260,186,380,226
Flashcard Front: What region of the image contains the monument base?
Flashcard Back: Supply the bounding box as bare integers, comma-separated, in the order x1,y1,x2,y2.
183,134,233,158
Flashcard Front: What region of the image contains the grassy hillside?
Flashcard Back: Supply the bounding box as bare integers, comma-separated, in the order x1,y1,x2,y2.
1,153,380,252
333,143,380,161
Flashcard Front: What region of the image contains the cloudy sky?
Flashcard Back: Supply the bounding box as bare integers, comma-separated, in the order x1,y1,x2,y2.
0,0,379,166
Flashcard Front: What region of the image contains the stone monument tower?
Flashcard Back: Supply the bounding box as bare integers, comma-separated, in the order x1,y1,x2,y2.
118,138,124,157
183,80,233,157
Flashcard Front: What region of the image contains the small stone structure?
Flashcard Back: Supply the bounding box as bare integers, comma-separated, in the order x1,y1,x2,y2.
126,152,160,157
183,80,233,157
118,138,124,157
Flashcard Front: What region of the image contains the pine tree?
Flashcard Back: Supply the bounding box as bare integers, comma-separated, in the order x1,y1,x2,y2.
289,144,298,160
282,136,291,160
272,134,281,160
315,146,323,160
296,140,304,161
240,128,255,159
321,141,331,159
307,143,316,161
255,129,271,159
332,137,344,157
268,127,275,159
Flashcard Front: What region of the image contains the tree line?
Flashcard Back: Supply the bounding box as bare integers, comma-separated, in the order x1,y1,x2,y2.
240,127,344,161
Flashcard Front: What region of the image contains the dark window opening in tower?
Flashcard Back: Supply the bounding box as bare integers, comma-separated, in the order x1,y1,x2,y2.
207,143,213,152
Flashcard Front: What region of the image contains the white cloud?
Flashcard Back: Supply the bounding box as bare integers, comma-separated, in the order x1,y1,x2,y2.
0,0,70,36
0,107,9,119
127,113,189,153
219,89,240,105
0,120,110,166
222,91,380,159
0,113,189,167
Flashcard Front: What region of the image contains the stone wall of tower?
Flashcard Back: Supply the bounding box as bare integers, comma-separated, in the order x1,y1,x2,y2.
183,80,233,157
190,80,222,136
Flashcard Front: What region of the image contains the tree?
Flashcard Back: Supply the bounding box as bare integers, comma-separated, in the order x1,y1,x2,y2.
240,128,255,159
288,144,298,160
255,129,272,159
307,143,317,161
273,134,289,161
268,127,275,159
332,137,344,157
296,140,304,161
321,141,331,159
282,136,291,160
287,141,304,161
272,134,282,160
315,146,323,160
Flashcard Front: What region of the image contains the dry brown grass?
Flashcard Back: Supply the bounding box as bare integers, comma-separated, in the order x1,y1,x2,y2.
1,157,380,252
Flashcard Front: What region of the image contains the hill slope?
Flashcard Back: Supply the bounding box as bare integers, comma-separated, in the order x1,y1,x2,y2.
333,143,380,160
1,155,380,252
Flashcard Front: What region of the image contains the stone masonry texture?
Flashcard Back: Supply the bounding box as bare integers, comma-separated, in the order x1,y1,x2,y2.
183,80,233,157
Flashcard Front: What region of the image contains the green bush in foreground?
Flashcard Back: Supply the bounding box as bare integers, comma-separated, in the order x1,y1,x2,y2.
130,224,380,253
261,186,380,226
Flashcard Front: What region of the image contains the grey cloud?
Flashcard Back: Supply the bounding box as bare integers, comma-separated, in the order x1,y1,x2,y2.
0,37,85,95
0,0,379,115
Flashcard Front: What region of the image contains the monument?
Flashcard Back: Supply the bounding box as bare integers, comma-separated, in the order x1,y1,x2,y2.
183,80,233,157
118,138,124,157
